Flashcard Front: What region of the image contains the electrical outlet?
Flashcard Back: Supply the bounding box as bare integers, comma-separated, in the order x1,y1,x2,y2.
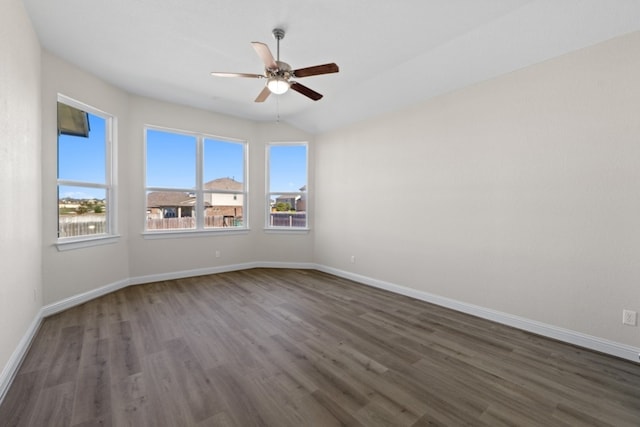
350,255,356,264
622,309,637,326
215,250,221,258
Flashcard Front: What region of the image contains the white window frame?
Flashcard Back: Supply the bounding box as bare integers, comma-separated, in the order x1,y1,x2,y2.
265,141,309,232
143,125,248,237
56,94,118,251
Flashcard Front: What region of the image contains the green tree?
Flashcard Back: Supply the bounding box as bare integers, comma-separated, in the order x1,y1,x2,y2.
275,202,291,212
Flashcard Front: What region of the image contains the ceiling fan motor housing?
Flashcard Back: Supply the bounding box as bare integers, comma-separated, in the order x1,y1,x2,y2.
269,60,291,77
272,28,285,41
211,27,338,102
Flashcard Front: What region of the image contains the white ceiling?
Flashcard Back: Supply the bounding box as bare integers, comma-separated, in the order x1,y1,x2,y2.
23,0,640,134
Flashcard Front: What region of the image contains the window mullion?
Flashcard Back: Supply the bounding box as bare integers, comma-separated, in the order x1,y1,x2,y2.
196,135,204,229
57,180,108,189
106,116,115,234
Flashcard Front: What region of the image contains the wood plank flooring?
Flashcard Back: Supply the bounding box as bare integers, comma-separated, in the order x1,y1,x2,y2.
1,268,639,426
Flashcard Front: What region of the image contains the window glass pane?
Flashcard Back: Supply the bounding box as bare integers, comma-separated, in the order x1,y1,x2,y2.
269,193,306,227
269,145,307,193
268,144,308,228
57,98,114,241
146,190,196,230
58,112,105,183
144,129,247,233
146,130,196,189
204,139,244,186
58,186,107,237
204,192,244,228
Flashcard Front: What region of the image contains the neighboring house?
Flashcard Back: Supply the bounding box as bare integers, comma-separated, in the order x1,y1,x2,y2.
147,177,244,222
296,185,307,212
146,191,194,219
204,177,244,220
273,185,306,212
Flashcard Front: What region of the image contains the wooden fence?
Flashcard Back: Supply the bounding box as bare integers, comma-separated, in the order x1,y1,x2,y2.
58,215,107,237
269,212,306,227
146,216,243,230
59,213,304,236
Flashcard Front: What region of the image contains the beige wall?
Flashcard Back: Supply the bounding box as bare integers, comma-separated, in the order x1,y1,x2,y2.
125,97,314,278
3,4,639,386
39,60,314,297
40,53,132,304
0,0,42,382
315,31,640,348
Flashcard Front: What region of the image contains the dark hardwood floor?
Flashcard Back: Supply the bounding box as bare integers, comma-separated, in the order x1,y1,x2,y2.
1,268,639,426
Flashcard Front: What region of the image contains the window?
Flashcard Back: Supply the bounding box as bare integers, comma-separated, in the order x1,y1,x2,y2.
57,96,115,240
145,127,247,232
266,142,308,229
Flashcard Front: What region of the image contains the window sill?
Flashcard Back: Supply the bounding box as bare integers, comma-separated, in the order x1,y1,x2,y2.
263,227,310,235
56,234,121,251
142,228,250,240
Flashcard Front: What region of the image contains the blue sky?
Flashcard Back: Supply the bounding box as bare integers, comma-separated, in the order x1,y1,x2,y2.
58,113,105,184
58,113,307,199
58,113,105,200
268,144,307,193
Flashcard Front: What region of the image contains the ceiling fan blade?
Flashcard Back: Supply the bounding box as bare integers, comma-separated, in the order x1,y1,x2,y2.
254,86,271,103
293,63,339,78
211,72,264,78
251,42,277,70
290,82,323,101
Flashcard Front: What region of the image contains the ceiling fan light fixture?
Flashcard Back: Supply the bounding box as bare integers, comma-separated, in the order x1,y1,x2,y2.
211,28,338,103
267,77,289,94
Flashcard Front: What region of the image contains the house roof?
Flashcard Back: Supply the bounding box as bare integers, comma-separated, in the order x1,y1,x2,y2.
147,183,242,207
23,1,640,133
147,191,193,208
204,177,243,191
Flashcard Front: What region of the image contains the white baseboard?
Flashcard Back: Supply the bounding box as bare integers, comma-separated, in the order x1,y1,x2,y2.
0,261,315,406
315,264,640,363
127,261,316,287
0,309,43,405
3,261,638,406
41,278,131,318
44,261,317,317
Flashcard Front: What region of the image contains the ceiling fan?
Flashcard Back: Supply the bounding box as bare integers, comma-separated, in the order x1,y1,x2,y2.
211,28,339,103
